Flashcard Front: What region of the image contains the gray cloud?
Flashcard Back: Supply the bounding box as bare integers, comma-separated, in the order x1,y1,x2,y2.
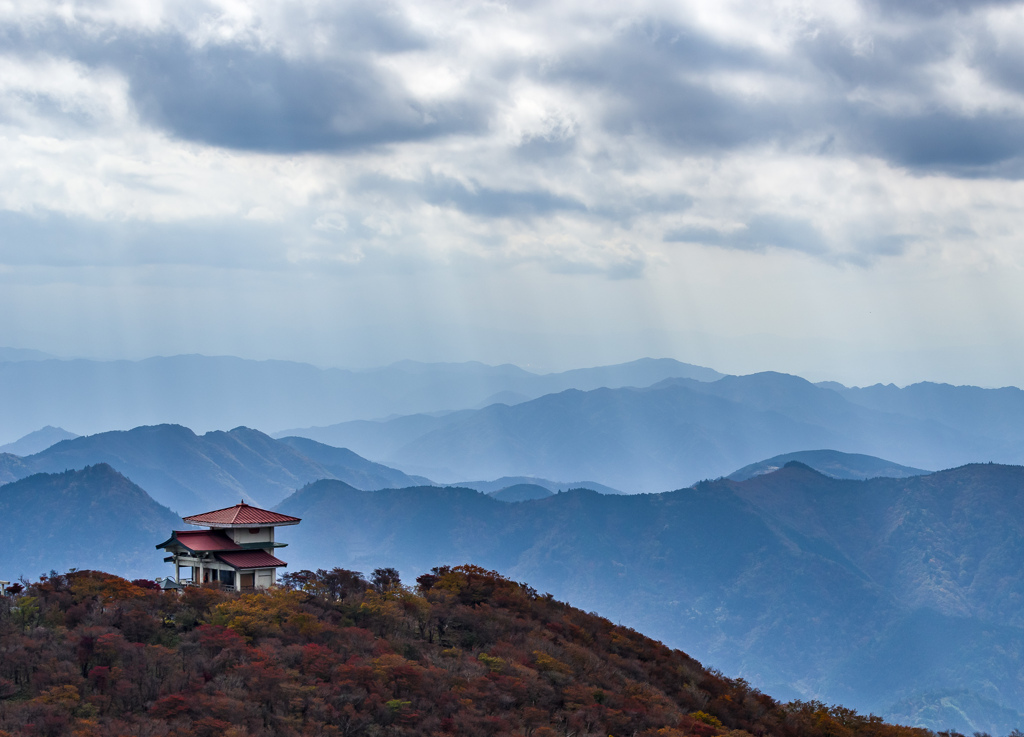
665,214,829,255
797,25,1024,172
127,38,485,153
976,38,1024,98
864,0,1021,17
5,1,1024,174
514,133,578,161
534,12,1024,177
852,111,1024,173
361,173,588,219
799,24,954,91
547,22,795,151
0,8,487,153
420,174,587,219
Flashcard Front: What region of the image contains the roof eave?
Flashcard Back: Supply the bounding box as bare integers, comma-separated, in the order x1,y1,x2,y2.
214,555,289,570
183,519,301,529
155,532,182,550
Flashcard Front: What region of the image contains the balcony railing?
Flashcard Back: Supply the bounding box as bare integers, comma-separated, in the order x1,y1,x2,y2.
174,578,263,592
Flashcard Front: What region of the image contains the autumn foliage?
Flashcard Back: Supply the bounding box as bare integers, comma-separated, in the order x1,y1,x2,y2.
0,566,939,737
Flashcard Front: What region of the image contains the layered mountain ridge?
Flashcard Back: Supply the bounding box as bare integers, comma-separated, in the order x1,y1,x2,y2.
283,372,1024,490
0,425,429,512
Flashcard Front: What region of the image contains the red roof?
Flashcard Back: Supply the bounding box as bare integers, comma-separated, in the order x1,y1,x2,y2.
157,530,241,553
216,550,288,570
183,502,301,528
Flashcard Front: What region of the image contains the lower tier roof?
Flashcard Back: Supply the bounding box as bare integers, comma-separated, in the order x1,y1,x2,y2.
215,550,287,570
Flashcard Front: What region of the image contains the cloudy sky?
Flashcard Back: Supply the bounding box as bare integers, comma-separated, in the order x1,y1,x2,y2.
2,0,1024,386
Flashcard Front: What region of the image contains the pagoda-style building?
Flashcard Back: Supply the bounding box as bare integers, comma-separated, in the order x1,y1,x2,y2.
156,502,301,591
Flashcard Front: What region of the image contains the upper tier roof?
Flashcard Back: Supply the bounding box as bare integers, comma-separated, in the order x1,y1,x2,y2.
182,502,301,528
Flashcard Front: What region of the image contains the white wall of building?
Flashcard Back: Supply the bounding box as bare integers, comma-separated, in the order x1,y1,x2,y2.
226,527,274,544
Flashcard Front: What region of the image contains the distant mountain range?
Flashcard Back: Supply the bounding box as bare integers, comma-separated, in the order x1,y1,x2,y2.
283,372,1024,490
0,355,722,443
728,449,929,481
0,464,182,579
272,462,1024,734
5,352,1024,494
0,425,429,513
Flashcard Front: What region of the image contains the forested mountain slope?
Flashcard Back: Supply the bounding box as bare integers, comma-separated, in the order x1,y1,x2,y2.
725,462,1024,629
0,566,935,737
0,453,28,484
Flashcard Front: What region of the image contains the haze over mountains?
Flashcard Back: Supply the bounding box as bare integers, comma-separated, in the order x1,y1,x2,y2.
5,350,1023,493
3,352,1023,494
283,372,1024,491
0,354,721,443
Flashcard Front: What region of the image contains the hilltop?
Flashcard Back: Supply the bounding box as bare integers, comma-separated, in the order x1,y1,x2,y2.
0,566,933,737
0,464,182,579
